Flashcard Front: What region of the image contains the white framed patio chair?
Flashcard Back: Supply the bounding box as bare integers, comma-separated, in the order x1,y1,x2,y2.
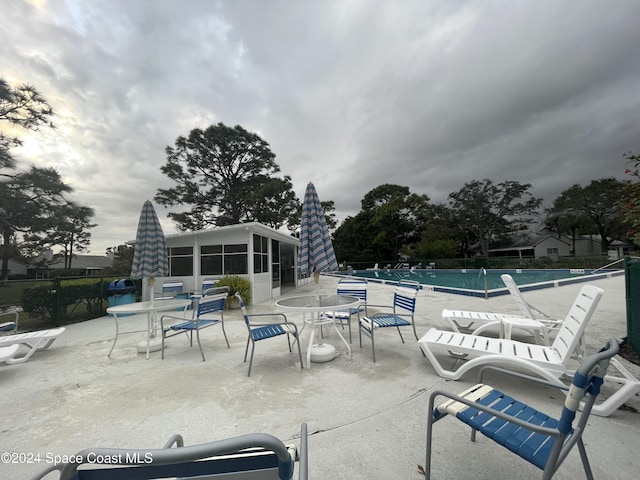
33,423,309,480
159,290,230,361
424,338,620,479
0,326,65,364
236,293,303,377
322,278,368,343
442,274,563,345
359,280,422,362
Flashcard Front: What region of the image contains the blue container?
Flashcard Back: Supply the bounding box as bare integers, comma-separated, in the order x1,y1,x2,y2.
108,279,137,316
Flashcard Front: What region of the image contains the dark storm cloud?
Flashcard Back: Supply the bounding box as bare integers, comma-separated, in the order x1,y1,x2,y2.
1,0,638,252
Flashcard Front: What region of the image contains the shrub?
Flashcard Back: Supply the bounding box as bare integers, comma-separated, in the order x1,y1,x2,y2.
215,275,251,307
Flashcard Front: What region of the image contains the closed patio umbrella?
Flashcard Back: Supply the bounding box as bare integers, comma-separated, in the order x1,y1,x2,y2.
130,200,169,303
297,182,339,362
298,182,338,282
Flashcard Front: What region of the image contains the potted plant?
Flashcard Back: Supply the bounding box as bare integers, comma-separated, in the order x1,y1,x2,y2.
215,275,251,308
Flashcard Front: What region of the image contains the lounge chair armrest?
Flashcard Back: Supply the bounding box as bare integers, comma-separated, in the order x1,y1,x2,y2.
477,365,570,391
365,303,393,310
160,313,192,323
162,434,185,449
246,313,289,322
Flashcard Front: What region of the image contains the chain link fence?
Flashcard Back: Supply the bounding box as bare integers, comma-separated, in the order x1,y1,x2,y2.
0,277,142,331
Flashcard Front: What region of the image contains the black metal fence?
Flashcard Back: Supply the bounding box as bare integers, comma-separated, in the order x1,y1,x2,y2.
0,276,142,331
625,257,640,357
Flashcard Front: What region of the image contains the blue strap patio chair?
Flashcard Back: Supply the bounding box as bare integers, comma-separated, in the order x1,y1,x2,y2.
33,423,308,480
160,280,184,298
159,288,230,361
236,293,303,377
359,280,422,362
424,338,621,479
323,278,368,343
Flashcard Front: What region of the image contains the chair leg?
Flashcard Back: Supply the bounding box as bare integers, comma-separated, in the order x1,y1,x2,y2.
221,321,230,348
424,397,438,480
247,342,256,377
295,333,303,370
412,323,425,357
161,331,166,360
196,329,206,362
244,336,251,362
577,438,594,480
370,327,376,362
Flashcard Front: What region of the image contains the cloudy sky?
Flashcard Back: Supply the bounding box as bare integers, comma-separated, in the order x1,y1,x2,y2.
2,0,639,255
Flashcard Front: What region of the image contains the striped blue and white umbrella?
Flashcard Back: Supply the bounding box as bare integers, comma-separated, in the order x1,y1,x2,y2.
298,182,338,281
130,200,169,300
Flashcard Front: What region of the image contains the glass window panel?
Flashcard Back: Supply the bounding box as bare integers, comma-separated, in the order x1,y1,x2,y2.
201,255,222,275
170,257,193,276
201,245,222,254
170,246,193,256
225,244,248,253
225,254,248,274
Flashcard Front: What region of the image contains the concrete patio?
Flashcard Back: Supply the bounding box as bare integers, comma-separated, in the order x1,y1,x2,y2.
1,274,639,479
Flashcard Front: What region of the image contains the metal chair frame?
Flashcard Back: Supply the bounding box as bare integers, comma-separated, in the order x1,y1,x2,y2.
160,290,229,361
359,280,421,362
424,338,621,479
236,293,303,377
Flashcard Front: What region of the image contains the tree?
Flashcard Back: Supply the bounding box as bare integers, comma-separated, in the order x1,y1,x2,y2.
332,184,430,262
107,244,135,275
25,202,96,268
448,179,542,256
0,167,71,280
545,187,594,254
332,212,377,262
548,178,626,253
402,203,459,260
155,123,298,230
287,200,337,235
0,78,54,170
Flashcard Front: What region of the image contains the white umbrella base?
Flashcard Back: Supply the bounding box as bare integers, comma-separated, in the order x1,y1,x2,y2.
310,343,337,363
137,338,162,354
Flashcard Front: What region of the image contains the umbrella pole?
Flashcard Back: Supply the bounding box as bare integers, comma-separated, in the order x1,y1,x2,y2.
149,277,157,338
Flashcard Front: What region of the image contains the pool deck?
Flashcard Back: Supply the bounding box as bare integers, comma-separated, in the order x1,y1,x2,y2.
1,274,639,479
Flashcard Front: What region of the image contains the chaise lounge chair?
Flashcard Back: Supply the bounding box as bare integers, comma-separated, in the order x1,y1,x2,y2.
421,284,640,416
33,423,309,480
0,327,65,364
442,274,561,344
0,344,20,363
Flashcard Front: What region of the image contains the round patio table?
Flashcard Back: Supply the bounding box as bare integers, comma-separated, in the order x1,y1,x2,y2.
107,298,191,359
275,294,360,368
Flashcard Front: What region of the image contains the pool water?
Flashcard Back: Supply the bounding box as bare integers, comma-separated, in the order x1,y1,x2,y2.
331,268,623,297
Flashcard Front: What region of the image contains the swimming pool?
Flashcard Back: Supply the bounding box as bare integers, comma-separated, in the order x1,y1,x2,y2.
330,268,624,298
